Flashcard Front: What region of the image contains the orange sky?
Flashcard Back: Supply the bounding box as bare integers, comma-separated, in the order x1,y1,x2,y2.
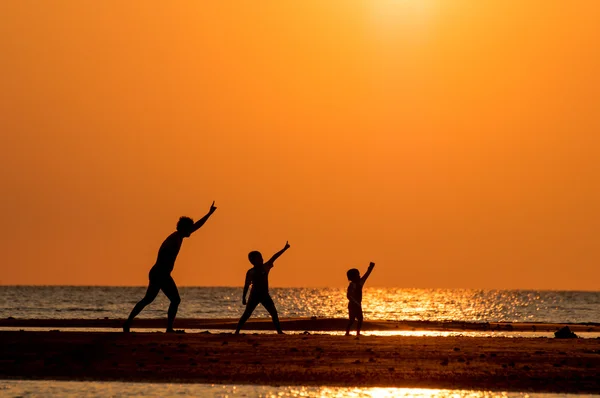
1,1,598,289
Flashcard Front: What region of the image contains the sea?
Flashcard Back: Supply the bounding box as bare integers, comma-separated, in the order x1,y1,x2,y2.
1,287,599,397
0,286,598,324
1,380,599,398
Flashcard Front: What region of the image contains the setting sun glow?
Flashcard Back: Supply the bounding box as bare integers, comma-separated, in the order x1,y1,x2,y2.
1,1,598,289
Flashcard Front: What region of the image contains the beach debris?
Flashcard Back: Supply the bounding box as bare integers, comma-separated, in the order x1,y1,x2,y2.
440,359,449,366
453,347,460,351
554,326,578,339
311,316,317,320
302,331,311,335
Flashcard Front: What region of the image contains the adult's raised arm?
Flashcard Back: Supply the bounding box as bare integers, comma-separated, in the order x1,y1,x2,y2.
191,201,217,234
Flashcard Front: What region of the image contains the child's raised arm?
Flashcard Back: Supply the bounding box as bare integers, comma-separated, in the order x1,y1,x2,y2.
360,262,375,284
265,241,291,266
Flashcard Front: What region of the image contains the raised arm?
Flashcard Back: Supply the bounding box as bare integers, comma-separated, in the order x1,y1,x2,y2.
360,262,375,284
265,241,291,266
191,201,217,234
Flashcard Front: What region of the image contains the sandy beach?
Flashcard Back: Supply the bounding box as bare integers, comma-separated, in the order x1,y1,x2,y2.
1,326,599,393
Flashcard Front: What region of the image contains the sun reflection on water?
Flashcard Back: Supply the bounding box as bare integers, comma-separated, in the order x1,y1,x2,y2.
0,380,568,397
314,387,511,398
271,288,598,325
2,286,598,325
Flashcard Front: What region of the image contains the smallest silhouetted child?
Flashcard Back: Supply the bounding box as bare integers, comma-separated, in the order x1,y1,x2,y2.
346,262,375,338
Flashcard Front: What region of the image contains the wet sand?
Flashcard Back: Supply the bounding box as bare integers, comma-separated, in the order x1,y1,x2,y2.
1,330,599,393
2,317,600,333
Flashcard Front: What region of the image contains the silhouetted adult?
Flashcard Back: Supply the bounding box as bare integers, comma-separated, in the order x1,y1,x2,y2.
235,241,290,334
123,201,217,333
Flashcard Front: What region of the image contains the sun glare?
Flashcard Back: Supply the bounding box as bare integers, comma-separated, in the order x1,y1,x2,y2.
368,0,437,33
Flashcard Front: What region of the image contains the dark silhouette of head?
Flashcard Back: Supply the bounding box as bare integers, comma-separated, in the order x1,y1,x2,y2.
248,251,264,267
347,268,360,283
177,216,194,237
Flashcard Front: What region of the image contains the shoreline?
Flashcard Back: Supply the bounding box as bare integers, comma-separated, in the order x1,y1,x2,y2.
1,331,599,393
2,317,600,333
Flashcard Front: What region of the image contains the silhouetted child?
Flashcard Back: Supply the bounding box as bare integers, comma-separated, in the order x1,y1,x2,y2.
235,241,290,334
346,262,375,338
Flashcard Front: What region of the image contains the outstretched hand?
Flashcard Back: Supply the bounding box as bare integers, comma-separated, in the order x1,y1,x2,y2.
209,201,217,214
284,241,290,250
369,262,375,268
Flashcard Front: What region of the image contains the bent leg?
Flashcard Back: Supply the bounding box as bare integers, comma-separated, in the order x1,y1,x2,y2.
161,276,181,332
261,294,283,334
235,295,260,334
124,281,160,332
